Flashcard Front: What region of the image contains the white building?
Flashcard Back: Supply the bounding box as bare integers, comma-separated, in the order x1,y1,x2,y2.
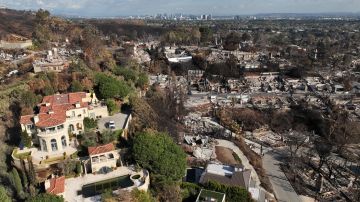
20,92,108,155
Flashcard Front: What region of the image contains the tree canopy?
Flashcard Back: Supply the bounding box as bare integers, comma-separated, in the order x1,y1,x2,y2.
132,131,186,180
94,73,132,99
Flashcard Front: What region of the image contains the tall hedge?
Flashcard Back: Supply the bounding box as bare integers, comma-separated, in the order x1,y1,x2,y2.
205,180,253,202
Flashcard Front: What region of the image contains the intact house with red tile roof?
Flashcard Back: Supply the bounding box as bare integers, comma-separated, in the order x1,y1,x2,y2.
19,92,109,156
88,143,119,173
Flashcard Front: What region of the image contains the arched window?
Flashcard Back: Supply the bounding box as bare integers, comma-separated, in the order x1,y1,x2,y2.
51,139,58,151
69,124,75,132
42,139,47,152
61,136,67,148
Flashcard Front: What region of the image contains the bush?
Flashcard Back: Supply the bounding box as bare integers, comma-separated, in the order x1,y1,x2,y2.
26,193,64,202
0,186,11,202
101,130,122,144
136,72,149,89
113,66,137,82
76,161,82,175
131,189,155,202
180,182,201,202
205,180,253,202
83,117,98,130
81,132,97,147
105,99,119,115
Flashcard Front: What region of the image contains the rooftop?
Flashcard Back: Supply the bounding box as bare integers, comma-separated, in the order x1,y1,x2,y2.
47,176,65,195
200,163,252,189
20,92,91,128
88,143,115,156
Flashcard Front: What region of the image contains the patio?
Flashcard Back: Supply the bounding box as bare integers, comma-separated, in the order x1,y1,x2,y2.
63,166,147,202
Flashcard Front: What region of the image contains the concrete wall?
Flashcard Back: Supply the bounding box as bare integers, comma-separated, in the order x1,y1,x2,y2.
0,40,32,49
37,126,69,153
90,151,118,173
33,64,67,73
88,106,108,119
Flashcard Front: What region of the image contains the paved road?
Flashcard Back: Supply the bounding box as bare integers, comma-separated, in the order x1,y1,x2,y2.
263,149,301,202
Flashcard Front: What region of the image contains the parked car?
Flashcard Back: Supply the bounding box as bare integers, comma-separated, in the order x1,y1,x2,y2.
108,121,116,129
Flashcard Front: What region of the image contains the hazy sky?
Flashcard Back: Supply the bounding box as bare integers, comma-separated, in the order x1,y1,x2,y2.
1,0,359,17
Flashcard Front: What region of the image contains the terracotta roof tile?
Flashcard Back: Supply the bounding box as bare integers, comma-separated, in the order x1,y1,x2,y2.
20,115,34,125
47,176,65,195
88,143,115,155
20,92,89,128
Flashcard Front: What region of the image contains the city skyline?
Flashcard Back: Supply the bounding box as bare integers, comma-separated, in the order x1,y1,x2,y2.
0,0,360,17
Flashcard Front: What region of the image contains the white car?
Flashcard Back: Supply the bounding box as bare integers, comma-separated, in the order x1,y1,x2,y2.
108,121,116,129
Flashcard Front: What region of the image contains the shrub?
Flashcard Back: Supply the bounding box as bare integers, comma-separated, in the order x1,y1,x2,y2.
0,186,11,202
26,193,64,202
76,161,82,175
101,130,122,144
131,189,155,202
83,117,98,130
205,180,252,202
105,99,119,115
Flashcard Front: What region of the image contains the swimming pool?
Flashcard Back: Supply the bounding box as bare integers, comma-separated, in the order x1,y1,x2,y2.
81,175,134,198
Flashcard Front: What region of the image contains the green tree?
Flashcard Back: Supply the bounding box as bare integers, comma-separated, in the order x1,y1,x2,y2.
199,27,213,43
26,193,64,202
70,80,84,92
132,131,186,180
21,130,32,148
224,32,242,51
0,186,11,202
241,32,252,42
10,168,25,199
95,73,132,99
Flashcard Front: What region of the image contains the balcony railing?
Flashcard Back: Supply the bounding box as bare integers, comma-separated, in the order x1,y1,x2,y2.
38,127,66,136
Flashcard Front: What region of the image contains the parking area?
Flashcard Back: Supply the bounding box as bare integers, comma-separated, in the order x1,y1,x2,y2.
97,113,129,132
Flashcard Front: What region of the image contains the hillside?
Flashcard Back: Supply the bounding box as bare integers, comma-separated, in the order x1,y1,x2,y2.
0,8,35,39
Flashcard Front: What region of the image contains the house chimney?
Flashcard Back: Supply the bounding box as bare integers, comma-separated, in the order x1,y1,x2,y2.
75,102,81,108
33,115,39,124
44,179,51,190
48,110,54,114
